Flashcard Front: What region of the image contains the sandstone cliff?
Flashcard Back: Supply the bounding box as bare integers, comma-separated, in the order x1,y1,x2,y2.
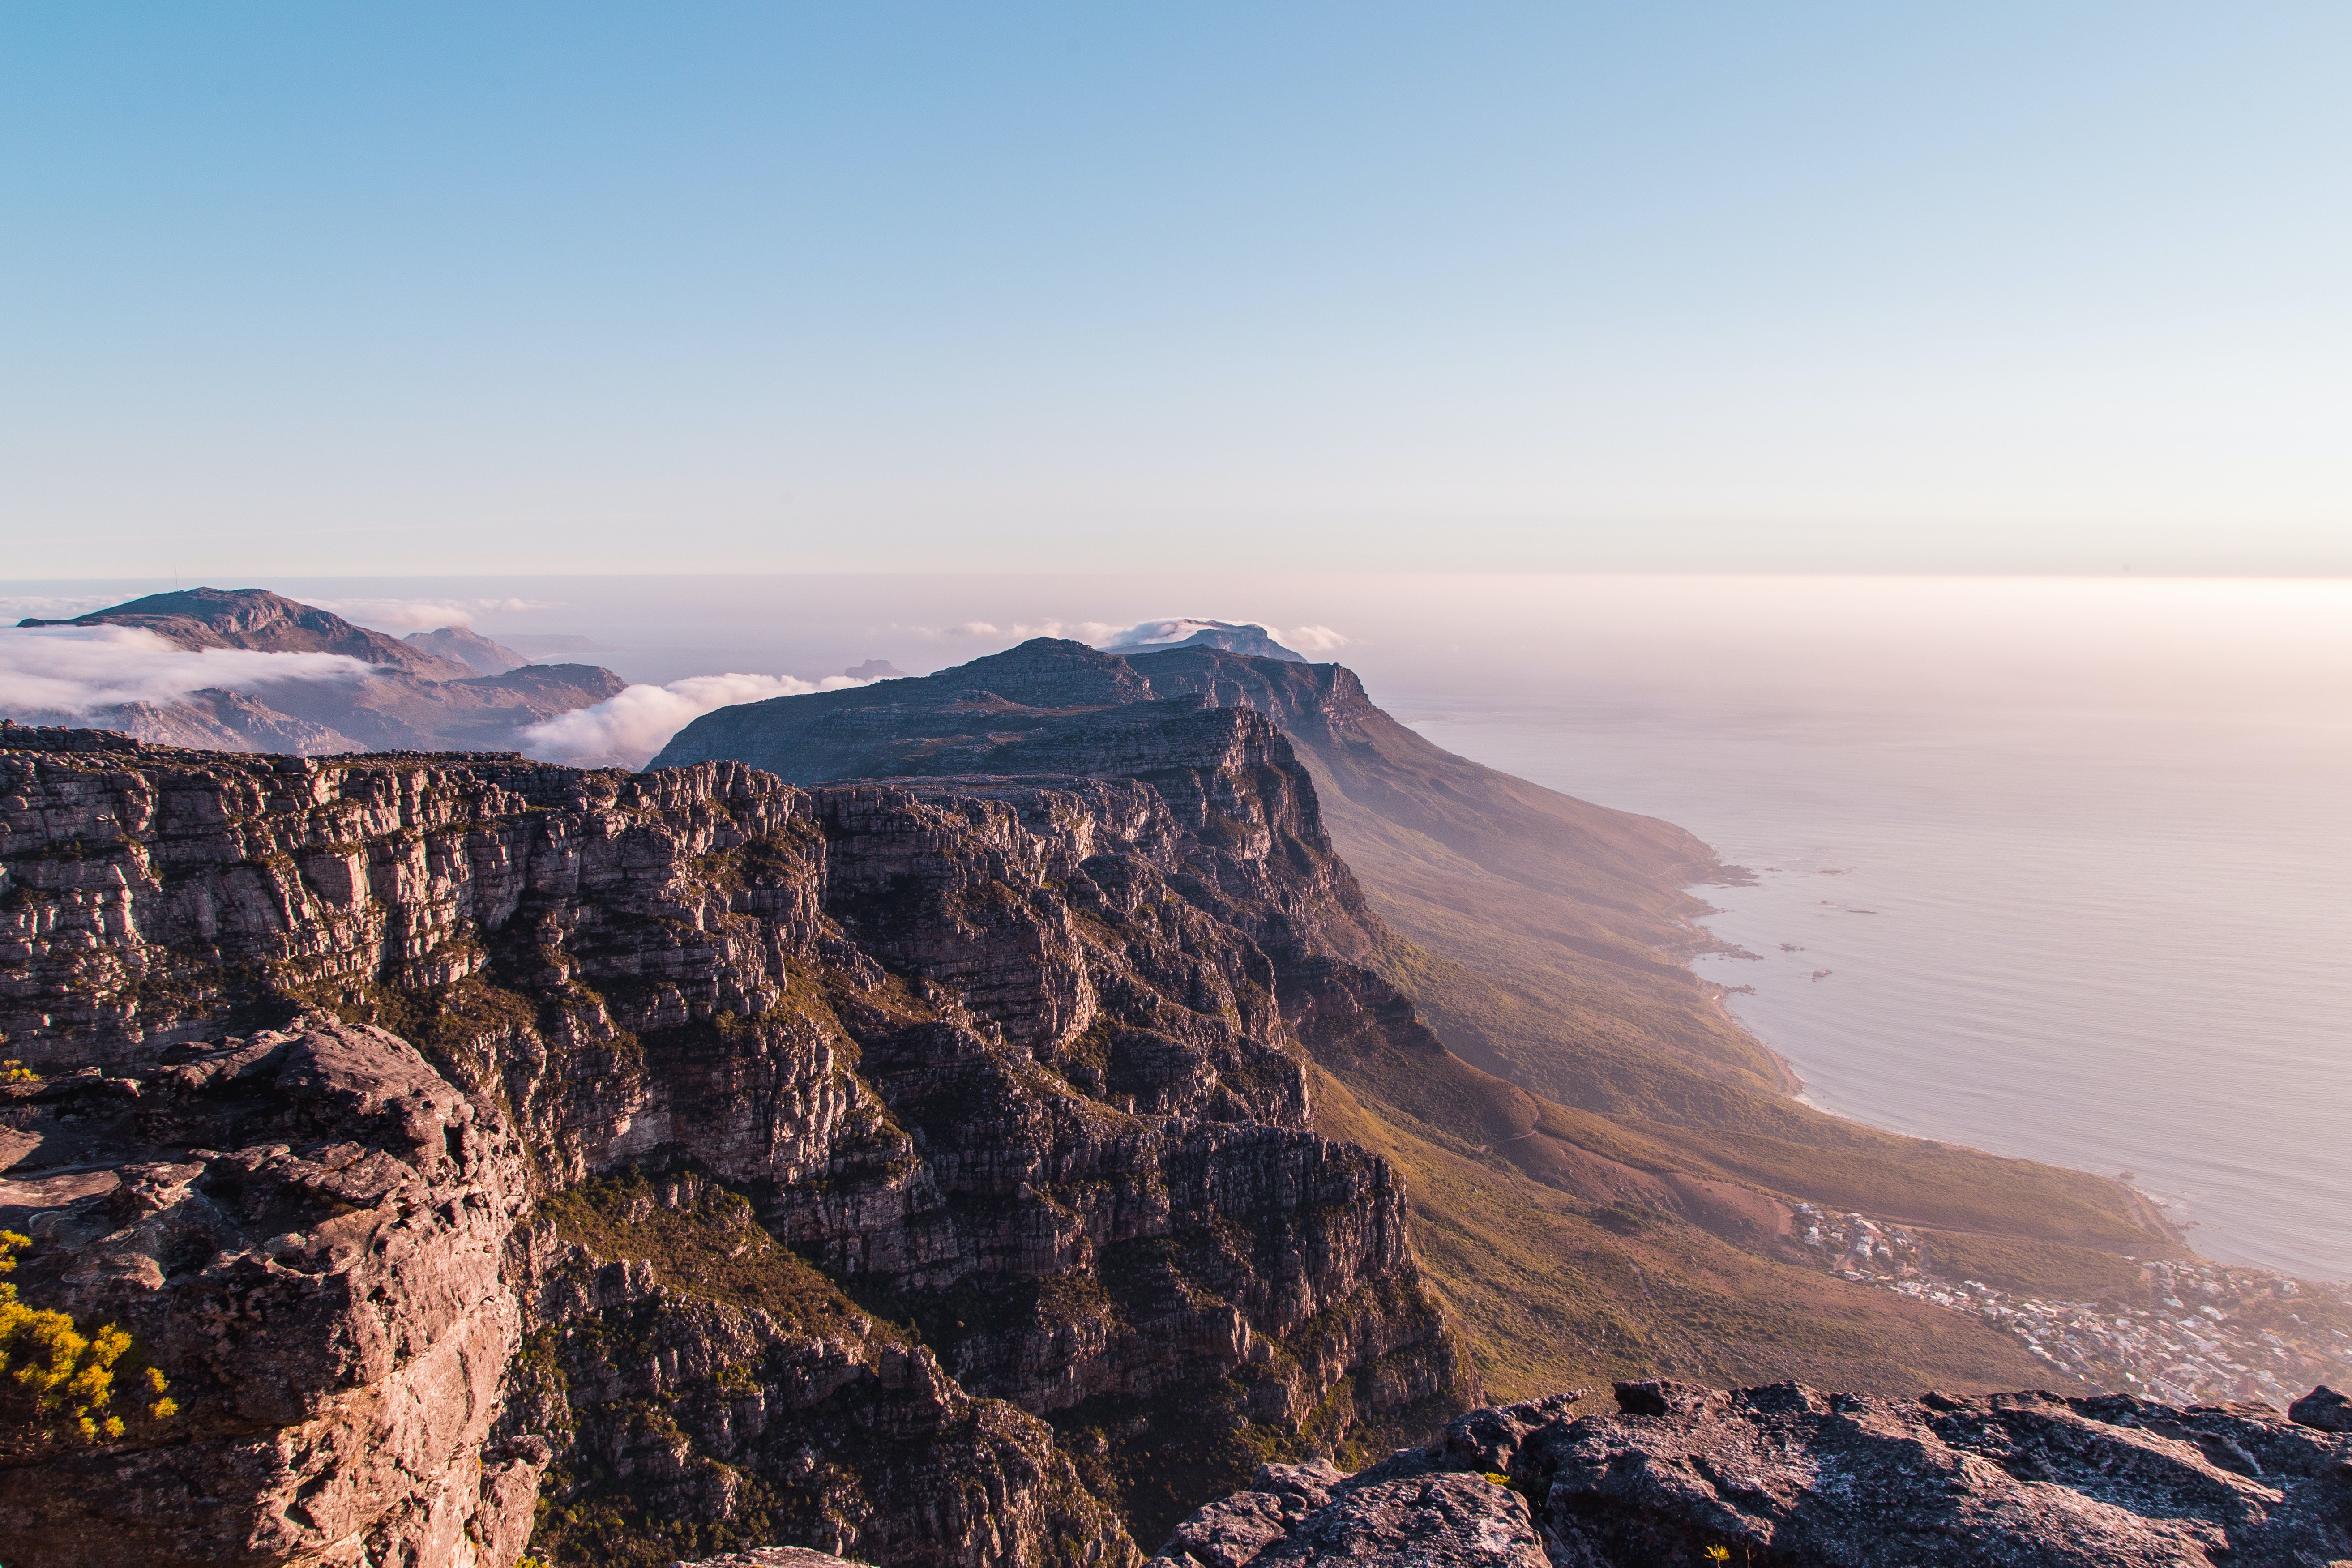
0,716,1473,1565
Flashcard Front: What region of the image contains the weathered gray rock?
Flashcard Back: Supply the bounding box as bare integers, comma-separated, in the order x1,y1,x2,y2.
674,1548,875,1568
1157,1380,2352,1567
2289,1383,2352,1432
1154,1470,1547,1568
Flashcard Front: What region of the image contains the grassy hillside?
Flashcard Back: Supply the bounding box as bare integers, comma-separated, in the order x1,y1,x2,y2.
1299,1044,2073,1401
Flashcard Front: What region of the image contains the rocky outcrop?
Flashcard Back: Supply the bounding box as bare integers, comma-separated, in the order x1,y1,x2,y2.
0,719,1473,1563
0,1017,541,1568
1153,1380,2352,1567
678,1550,873,1568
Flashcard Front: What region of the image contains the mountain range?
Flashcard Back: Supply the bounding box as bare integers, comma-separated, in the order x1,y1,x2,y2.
0,596,2335,1568
11,587,622,752
652,638,2190,1391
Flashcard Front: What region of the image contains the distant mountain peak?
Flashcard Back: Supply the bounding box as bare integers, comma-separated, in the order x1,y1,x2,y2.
843,658,908,681
18,585,470,678
403,624,531,676
1103,619,1309,662
5,586,625,754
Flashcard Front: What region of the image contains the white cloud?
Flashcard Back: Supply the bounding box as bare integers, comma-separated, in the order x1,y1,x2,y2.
1281,624,1351,653
518,671,868,769
909,620,1121,643
1098,618,1349,655
0,594,120,621
1103,619,1228,649
0,626,372,719
309,596,555,633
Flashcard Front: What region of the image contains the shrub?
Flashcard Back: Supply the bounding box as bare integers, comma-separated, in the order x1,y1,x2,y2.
0,1232,178,1449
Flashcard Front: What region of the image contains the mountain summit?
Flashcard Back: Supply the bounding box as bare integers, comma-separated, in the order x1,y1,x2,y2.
19,585,473,679
1107,618,1309,662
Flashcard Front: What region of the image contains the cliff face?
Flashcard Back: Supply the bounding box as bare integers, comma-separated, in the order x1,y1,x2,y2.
0,1017,541,1568
0,718,1471,1565
640,636,2198,1427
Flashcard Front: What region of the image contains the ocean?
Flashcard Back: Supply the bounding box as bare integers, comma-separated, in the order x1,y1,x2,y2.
1373,578,2352,1283
7,572,2346,1279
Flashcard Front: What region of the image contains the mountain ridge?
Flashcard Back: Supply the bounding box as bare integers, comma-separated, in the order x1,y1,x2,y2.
650,638,2199,1405
6,586,624,755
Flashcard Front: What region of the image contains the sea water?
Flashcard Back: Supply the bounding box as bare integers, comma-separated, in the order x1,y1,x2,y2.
1370,578,2352,1283
5,573,2345,1279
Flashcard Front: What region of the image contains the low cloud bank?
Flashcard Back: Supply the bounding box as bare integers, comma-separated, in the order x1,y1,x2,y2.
520,671,868,769
309,596,553,633
0,594,119,623
1275,624,1350,653
926,619,1120,644
0,626,372,720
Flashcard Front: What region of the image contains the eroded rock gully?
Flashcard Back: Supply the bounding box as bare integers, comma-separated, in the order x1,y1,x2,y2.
0,721,1471,1566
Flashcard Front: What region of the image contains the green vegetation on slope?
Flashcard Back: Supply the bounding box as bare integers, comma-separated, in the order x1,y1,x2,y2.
1276,737,2181,1297
1303,1062,2072,1401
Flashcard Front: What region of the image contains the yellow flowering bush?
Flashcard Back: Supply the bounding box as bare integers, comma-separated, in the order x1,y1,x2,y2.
0,1231,178,1448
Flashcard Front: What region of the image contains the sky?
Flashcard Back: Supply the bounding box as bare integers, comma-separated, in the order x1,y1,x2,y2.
2,3,2347,577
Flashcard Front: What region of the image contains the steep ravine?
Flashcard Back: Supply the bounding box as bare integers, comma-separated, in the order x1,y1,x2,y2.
0,720,1473,1567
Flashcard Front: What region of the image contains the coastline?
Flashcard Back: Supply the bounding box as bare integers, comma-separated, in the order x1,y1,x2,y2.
1669,876,2352,1408
1685,870,2195,1252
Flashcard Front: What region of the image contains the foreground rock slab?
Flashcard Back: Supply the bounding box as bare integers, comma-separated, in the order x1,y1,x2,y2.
1154,1381,2352,1567
676,1550,875,1568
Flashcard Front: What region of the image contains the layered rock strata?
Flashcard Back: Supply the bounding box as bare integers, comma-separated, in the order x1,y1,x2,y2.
0,720,1473,1564
1153,1380,2352,1566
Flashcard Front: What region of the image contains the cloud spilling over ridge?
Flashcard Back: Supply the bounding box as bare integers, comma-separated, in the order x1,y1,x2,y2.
1103,618,1351,654
1277,624,1350,653
520,671,868,769
0,625,372,719
308,596,553,632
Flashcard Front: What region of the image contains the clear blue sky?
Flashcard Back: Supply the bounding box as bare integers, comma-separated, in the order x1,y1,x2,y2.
2,3,2345,576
